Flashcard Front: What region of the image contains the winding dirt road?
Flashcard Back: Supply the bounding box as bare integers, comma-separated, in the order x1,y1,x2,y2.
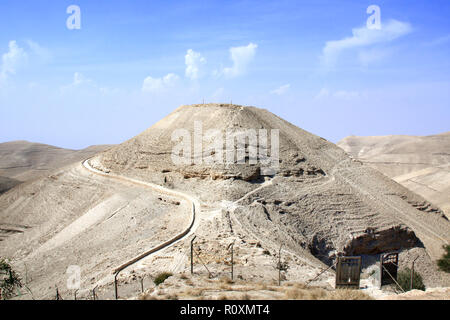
82,159,200,277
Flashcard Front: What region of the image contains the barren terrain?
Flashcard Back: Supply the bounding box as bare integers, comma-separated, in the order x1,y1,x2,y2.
1,104,449,300
0,140,111,194
338,133,450,218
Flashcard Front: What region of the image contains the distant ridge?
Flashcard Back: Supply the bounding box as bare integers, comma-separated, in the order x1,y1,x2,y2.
0,140,112,194
338,132,450,218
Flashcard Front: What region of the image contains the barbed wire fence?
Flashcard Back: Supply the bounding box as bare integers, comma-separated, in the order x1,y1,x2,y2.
5,237,415,300
39,238,327,300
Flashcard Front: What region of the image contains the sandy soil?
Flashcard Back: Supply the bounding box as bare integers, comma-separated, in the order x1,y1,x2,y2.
382,287,450,300
338,132,450,218
0,140,112,194
1,104,449,300
0,162,191,299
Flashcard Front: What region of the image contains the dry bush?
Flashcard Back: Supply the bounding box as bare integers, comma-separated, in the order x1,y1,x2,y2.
183,288,194,297
139,291,157,300
220,276,234,285
307,289,327,300
138,288,155,300
186,287,206,297
283,281,295,287
219,283,232,291
257,282,269,290
156,289,165,295
284,288,300,299
240,293,251,300
284,286,372,300
266,285,278,292
270,286,286,293
292,282,308,290
167,293,179,300
139,273,372,301
284,287,327,300
328,289,373,300
183,288,196,297
284,288,318,299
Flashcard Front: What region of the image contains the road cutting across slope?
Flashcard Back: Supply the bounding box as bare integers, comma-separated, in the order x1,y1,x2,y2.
82,159,200,276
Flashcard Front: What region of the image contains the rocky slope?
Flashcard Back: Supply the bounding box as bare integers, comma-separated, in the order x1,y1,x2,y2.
1,104,449,300
338,132,450,218
0,140,112,194
92,104,450,286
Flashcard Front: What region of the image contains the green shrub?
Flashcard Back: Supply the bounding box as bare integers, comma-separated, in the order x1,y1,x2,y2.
437,245,450,273
0,258,22,300
153,272,172,286
397,268,425,292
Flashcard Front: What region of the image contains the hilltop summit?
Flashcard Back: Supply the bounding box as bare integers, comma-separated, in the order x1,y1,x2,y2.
1,104,449,299
91,104,450,276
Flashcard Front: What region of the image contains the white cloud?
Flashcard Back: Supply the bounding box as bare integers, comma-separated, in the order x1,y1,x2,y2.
270,84,290,95
424,34,450,47
315,88,330,99
26,40,51,62
358,47,396,66
73,72,93,86
60,72,95,93
185,49,206,80
142,73,180,92
333,90,360,100
59,72,122,96
321,20,412,67
315,88,361,100
1,40,28,81
222,43,258,78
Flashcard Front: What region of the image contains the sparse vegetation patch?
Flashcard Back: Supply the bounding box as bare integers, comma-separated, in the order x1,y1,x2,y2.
437,245,450,273
0,258,22,300
397,268,425,292
153,272,173,286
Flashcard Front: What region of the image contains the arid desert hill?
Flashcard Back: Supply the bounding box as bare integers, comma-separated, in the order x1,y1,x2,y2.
92,105,449,275
338,132,450,218
0,141,112,194
1,104,449,300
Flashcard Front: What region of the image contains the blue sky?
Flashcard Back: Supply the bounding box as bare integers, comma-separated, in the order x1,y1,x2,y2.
0,0,449,149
